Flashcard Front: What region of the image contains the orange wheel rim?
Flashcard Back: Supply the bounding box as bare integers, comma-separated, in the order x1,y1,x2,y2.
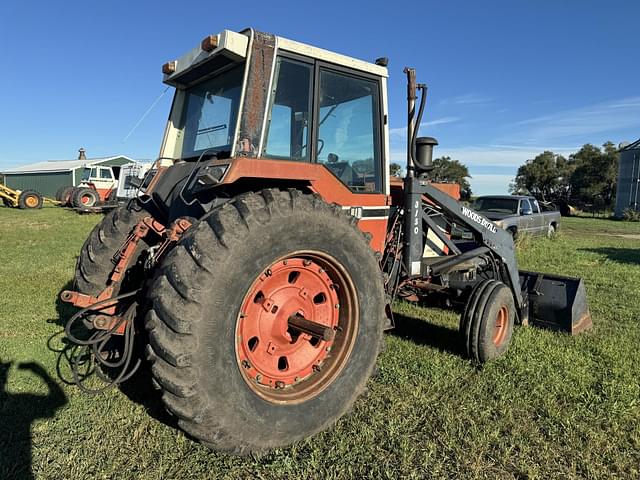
236,251,358,404
25,196,38,207
493,305,509,346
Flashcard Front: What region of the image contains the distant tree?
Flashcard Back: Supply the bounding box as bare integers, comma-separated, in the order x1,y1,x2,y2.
509,151,572,202
431,156,472,200
569,142,619,207
389,162,403,177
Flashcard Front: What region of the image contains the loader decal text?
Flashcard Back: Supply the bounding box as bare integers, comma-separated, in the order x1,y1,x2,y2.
461,207,498,233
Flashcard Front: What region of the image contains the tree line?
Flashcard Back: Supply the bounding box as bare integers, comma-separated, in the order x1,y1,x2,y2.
390,157,472,200
390,141,620,210
509,142,619,211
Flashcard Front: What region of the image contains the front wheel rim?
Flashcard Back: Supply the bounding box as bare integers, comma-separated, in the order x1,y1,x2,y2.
235,251,358,404
493,305,509,346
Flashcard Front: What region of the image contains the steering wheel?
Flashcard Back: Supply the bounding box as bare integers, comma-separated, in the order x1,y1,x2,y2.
352,161,372,175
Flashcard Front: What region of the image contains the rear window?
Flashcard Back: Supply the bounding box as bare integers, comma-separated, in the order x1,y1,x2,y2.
473,197,519,214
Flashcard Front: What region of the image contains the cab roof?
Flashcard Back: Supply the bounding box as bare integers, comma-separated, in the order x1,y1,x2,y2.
163,29,388,87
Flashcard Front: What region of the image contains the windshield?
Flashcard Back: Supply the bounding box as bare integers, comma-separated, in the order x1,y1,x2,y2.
81,167,95,182
179,65,244,159
473,197,519,214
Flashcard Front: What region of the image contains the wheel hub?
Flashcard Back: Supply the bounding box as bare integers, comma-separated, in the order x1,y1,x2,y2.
493,305,508,346
237,257,340,390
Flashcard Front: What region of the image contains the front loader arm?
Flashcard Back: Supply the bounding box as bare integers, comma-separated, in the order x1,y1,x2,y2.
403,176,524,309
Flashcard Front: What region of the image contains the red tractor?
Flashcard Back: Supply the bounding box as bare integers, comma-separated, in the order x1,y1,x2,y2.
61,29,591,454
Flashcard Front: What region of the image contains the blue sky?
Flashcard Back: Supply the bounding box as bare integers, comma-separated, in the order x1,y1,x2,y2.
1,0,638,194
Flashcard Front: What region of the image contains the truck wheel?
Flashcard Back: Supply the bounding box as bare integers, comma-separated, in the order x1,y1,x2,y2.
56,186,75,205
72,187,100,208
18,190,44,209
145,189,385,454
460,280,515,363
74,203,149,296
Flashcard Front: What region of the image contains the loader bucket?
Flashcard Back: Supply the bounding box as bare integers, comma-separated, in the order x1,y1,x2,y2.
519,271,592,335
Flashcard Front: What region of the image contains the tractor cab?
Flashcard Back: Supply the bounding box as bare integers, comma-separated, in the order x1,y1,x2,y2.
79,165,119,201
154,30,390,249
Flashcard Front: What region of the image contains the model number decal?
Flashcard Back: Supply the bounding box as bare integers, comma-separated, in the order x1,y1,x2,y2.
461,206,498,233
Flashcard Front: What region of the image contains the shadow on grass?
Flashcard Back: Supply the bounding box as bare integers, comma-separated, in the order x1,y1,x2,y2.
579,247,640,266
389,312,465,358
0,360,67,480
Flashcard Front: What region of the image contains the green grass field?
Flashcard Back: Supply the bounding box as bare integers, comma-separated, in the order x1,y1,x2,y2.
1,207,639,479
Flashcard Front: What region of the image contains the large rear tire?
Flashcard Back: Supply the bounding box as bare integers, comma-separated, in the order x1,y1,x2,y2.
56,186,75,205
74,203,149,296
145,189,385,454
72,187,100,208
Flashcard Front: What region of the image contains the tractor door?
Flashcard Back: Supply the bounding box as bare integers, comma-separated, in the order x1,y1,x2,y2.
261,55,388,251
91,167,116,201
314,66,384,195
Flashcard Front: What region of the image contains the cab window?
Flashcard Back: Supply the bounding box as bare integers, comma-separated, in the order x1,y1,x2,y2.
263,57,313,160
520,199,532,214
317,69,382,193
99,168,113,180
531,199,541,214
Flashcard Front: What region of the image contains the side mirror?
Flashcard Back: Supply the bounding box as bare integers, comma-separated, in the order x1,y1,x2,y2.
521,208,533,216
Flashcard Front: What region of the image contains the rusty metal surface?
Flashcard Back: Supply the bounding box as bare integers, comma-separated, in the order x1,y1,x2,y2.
236,31,275,156
570,311,593,335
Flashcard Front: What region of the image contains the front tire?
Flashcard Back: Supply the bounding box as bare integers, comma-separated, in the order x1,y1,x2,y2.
460,280,515,363
145,189,385,454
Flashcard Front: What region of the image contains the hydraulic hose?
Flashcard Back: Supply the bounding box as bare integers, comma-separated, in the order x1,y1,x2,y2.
64,290,142,395
410,85,427,167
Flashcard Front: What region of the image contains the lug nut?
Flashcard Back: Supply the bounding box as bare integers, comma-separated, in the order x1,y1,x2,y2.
303,259,312,266
242,360,250,369
275,381,285,389
312,364,321,372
